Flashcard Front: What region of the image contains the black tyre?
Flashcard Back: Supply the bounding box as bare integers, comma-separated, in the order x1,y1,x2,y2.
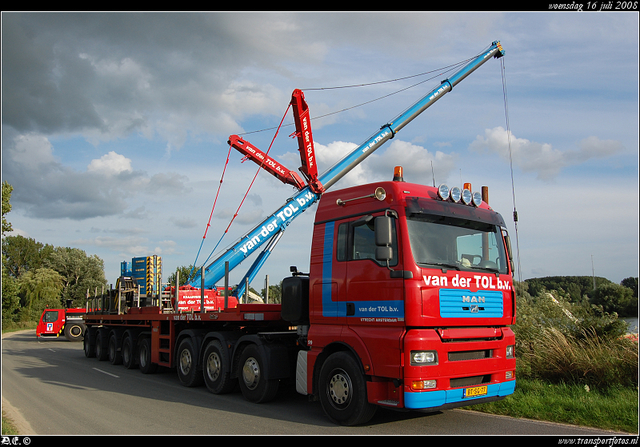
83,329,95,358
64,323,85,342
177,338,203,387
237,344,279,403
95,329,109,361
138,336,157,374
203,340,236,394
122,334,138,369
318,351,377,426
108,332,122,365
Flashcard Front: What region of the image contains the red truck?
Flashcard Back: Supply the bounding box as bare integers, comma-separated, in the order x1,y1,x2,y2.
81,41,515,426
36,307,86,342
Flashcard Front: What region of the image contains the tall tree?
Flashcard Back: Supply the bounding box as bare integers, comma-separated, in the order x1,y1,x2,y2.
620,277,638,298
2,235,54,278
166,265,198,287
1,181,19,323
18,267,64,321
2,181,13,236
45,247,107,307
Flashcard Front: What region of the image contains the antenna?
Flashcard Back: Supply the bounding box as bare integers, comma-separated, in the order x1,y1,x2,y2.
431,161,436,187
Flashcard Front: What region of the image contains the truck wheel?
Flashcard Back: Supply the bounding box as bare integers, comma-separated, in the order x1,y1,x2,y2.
64,323,84,342
177,338,203,387
203,340,236,394
318,351,377,426
84,329,95,358
122,334,138,369
108,333,122,365
95,329,109,361
238,344,279,403
138,337,157,374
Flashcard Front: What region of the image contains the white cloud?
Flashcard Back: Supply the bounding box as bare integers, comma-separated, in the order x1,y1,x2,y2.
365,139,458,185
469,127,623,181
3,132,190,220
87,151,133,175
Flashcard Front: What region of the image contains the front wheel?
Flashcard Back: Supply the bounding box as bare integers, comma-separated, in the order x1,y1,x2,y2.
64,323,85,342
318,351,377,426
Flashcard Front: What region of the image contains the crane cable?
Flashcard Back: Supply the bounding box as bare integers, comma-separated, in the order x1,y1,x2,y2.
189,144,233,280
193,103,293,276
500,56,522,283
238,55,477,137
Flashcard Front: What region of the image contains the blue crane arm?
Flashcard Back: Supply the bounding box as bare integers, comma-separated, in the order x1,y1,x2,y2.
190,41,504,290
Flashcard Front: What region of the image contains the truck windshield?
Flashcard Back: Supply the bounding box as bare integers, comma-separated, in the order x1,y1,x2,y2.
406,214,508,275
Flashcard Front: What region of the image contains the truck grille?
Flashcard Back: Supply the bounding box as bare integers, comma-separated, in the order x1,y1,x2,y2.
448,349,493,361
439,289,503,318
450,375,491,388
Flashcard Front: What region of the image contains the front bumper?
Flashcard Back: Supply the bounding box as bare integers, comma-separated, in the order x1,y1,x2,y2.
404,379,516,409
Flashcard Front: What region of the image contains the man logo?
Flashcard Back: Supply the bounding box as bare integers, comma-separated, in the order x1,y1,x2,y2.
470,305,480,313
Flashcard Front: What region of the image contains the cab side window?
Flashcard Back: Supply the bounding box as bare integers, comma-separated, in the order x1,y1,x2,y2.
43,310,59,322
336,215,398,266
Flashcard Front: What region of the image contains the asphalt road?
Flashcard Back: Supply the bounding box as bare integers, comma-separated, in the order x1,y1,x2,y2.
1,330,631,436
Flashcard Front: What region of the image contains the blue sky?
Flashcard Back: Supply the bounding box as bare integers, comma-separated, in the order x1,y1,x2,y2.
2,12,638,290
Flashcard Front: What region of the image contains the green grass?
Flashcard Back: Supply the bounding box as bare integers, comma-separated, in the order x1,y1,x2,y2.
2,411,19,436
471,378,638,434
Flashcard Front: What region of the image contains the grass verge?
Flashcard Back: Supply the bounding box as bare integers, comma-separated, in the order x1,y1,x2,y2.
2,412,19,436
471,377,638,434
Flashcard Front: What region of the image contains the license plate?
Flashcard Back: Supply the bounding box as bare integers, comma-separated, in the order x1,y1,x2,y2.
464,385,488,398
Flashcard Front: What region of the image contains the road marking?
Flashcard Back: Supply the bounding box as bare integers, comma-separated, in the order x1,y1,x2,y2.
93,367,120,378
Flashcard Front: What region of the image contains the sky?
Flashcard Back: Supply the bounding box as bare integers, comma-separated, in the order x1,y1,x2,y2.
2,11,638,292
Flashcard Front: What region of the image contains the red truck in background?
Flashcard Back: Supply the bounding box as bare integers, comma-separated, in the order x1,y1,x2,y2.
36,307,86,342
79,41,515,426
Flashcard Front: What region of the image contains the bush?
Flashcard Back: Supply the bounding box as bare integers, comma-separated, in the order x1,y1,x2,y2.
513,282,637,389
526,327,638,388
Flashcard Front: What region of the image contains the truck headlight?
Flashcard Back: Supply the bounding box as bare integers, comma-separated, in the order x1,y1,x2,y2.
506,345,515,358
410,350,438,366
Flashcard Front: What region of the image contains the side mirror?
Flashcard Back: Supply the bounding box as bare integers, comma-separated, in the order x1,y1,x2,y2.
375,216,393,262
502,230,515,274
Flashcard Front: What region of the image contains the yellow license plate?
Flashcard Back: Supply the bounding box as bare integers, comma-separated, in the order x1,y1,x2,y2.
464,385,488,398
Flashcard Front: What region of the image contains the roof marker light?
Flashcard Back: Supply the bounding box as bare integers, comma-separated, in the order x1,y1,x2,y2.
393,166,404,182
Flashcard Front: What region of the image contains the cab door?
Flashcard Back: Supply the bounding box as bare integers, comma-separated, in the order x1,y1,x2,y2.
343,213,405,324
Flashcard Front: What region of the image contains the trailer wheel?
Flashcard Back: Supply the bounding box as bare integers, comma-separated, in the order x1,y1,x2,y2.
138,337,157,374
83,329,95,358
94,329,109,361
203,340,236,394
122,334,138,369
64,323,85,342
108,332,122,365
177,338,204,387
238,344,279,403
318,351,377,426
